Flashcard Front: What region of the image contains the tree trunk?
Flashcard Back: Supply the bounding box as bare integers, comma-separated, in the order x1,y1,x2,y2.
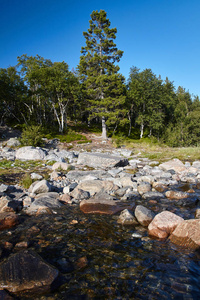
102,116,107,140
140,122,144,139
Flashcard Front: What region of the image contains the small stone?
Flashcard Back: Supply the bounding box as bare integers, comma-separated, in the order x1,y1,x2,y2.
117,209,138,225
165,190,189,200
135,205,155,227
75,256,88,270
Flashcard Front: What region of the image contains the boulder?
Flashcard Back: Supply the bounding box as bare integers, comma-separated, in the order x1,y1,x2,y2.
135,205,155,226
0,250,59,295
117,209,138,225
159,159,187,173
0,212,19,230
32,192,61,208
31,180,51,195
80,192,133,215
169,219,200,249
70,188,90,201
77,152,129,168
148,211,184,239
75,180,118,196
16,146,46,160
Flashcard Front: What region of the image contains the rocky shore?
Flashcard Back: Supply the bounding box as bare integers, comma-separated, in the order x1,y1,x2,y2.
0,138,200,298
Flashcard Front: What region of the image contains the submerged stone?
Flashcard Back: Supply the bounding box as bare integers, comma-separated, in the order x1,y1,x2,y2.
80,192,133,215
0,250,60,295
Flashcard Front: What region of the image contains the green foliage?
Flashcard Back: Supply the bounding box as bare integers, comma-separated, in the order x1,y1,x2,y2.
20,125,44,147
78,10,128,135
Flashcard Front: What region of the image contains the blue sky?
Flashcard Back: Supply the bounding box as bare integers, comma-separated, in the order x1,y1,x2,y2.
1,0,200,96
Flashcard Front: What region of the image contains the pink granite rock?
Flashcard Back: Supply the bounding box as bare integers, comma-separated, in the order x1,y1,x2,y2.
169,219,200,249
148,211,184,239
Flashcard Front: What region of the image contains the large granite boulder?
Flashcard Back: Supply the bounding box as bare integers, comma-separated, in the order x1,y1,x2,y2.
148,211,184,239
77,152,129,168
169,219,200,249
0,250,59,295
16,146,46,160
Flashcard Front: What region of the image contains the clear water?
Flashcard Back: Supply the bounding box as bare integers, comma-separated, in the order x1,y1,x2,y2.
0,186,200,299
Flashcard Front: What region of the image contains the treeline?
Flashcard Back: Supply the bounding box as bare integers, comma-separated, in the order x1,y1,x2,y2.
1,10,200,147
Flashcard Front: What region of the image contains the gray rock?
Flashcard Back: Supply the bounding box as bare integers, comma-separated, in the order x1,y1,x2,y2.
70,188,90,200
30,173,43,180
0,184,8,193
74,180,118,196
137,182,151,195
63,182,78,194
192,161,200,169
32,180,52,195
77,152,129,168
44,153,66,162
52,162,70,171
16,146,46,160
6,137,21,147
108,168,123,177
121,191,140,201
66,170,106,182
135,205,155,226
136,175,154,184
27,192,62,214
117,209,138,225
142,191,165,200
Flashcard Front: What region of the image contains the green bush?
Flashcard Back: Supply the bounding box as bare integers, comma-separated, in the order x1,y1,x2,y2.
20,125,44,147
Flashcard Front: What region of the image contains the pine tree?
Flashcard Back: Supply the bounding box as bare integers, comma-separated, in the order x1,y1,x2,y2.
78,10,127,139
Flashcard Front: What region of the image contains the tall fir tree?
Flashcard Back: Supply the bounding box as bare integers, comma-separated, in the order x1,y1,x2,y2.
78,10,127,139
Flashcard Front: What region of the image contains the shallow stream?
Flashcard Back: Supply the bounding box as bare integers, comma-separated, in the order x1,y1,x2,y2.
0,184,200,299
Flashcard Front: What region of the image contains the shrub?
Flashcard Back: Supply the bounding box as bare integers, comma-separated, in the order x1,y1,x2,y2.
20,125,44,147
